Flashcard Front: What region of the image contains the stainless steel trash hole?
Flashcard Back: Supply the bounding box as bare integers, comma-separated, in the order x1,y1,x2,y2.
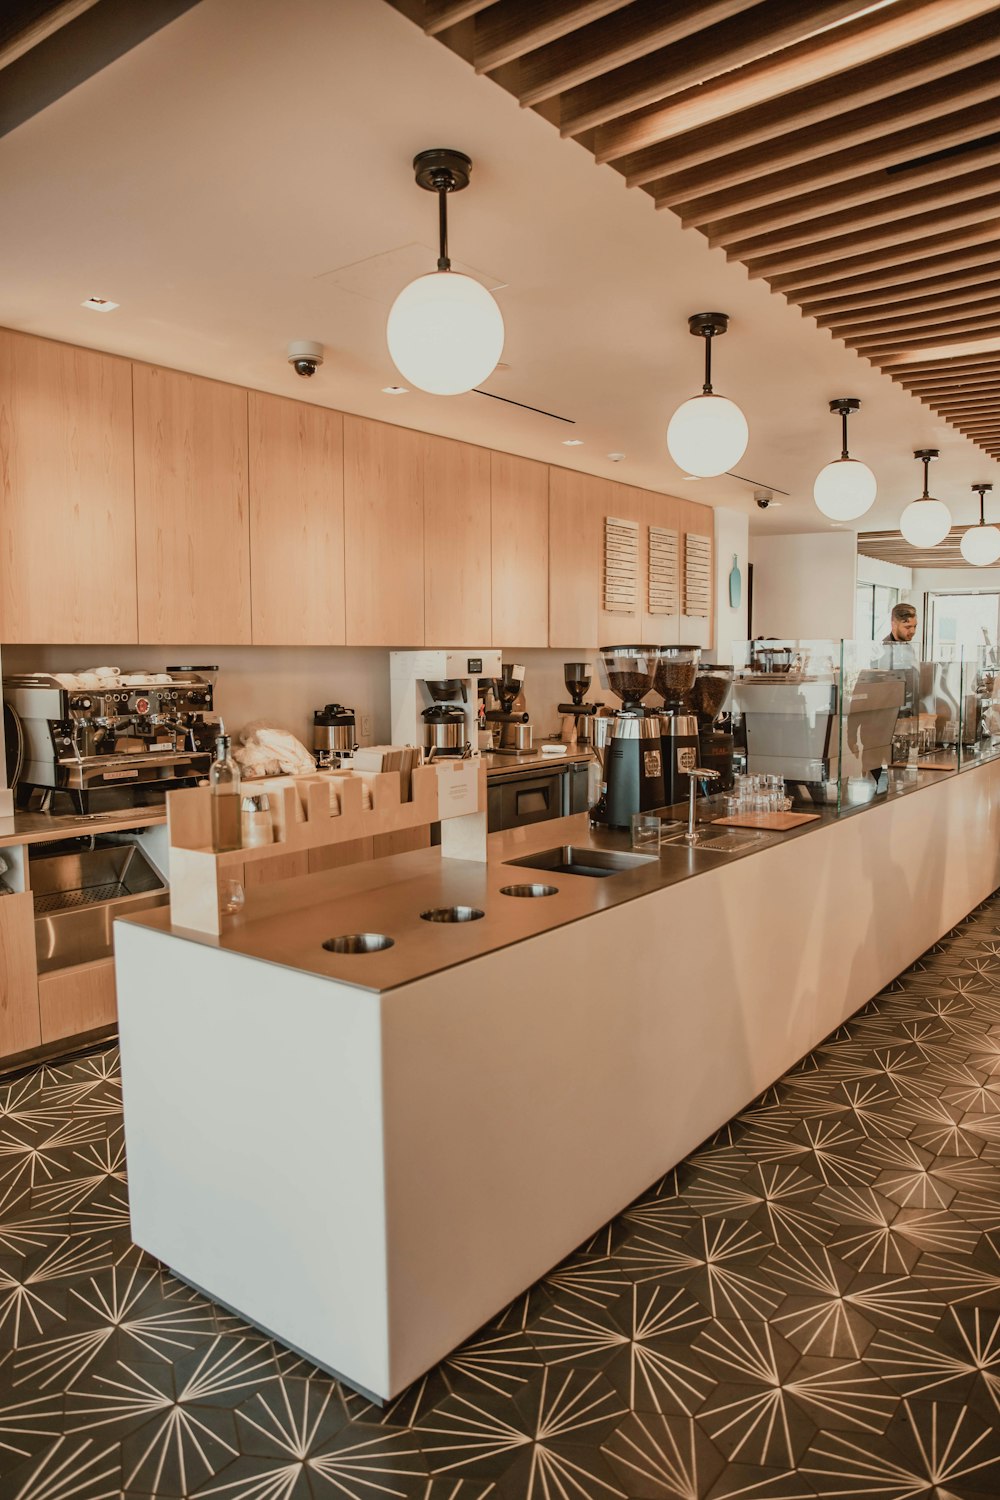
323,933,394,954
420,906,485,923
499,884,559,898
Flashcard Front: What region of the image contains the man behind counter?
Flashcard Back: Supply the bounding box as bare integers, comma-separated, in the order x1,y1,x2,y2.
880,602,919,716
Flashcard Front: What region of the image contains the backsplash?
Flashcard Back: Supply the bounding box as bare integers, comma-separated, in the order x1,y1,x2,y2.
1,644,618,751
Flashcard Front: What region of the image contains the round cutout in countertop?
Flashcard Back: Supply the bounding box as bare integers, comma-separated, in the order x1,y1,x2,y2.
323,933,394,954
420,906,485,923
499,884,559,898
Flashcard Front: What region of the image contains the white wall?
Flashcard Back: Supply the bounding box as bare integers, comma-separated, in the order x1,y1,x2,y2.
711,508,750,664
858,555,912,590
749,531,858,639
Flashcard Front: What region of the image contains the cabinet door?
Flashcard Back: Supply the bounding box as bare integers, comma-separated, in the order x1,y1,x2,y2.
0,330,137,643
0,892,40,1057
491,453,548,647
249,392,345,645
344,417,424,646
548,467,605,647
133,365,250,644
423,434,491,646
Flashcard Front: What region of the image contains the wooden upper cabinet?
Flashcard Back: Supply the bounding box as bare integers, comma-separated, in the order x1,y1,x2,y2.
248,392,345,645
638,488,682,647
423,434,491,647
548,467,607,648
133,365,250,644
0,330,137,643
490,453,548,647
344,416,424,646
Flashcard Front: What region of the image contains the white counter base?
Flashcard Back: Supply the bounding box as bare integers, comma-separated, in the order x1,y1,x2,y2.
116,759,1000,1401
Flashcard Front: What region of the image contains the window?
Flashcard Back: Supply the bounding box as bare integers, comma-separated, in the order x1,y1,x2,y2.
855,583,899,641
928,592,1000,658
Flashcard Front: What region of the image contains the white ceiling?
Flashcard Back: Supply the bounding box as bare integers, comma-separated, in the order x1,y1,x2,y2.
0,0,996,535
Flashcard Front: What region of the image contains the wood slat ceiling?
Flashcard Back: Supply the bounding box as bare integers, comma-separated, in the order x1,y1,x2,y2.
859,529,988,569
390,0,1000,461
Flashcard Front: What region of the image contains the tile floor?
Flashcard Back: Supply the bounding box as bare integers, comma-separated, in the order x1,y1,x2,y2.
4,902,1000,1497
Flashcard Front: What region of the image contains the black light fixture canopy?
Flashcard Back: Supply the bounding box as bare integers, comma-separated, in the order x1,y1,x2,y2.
412,148,471,271
914,448,940,498
687,311,730,394
829,397,861,459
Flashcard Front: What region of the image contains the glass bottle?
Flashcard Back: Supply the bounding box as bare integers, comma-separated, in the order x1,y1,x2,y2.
210,734,242,851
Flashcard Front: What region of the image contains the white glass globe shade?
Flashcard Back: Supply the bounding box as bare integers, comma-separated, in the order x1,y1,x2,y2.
899,497,952,548
813,457,877,521
666,393,748,478
386,271,504,396
960,524,1000,566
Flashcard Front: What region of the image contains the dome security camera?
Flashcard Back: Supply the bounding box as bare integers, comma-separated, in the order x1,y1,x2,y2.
287,340,324,377
755,490,772,509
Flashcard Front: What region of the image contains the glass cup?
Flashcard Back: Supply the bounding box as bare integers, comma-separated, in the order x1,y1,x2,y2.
631,812,662,851
221,879,245,915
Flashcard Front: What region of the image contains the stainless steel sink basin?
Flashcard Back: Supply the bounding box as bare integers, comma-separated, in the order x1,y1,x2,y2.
503,845,656,878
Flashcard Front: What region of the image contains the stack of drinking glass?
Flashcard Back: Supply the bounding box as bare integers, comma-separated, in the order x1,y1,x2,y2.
721,773,793,818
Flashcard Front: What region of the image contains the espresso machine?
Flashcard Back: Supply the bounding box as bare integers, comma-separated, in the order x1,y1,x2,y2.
558,662,599,746
654,646,701,808
692,664,736,790
590,645,665,830
312,704,357,768
3,669,217,811
486,663,532,754
390,649,502,761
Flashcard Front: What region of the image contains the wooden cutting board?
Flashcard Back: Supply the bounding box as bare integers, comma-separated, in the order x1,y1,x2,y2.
712,811,820,830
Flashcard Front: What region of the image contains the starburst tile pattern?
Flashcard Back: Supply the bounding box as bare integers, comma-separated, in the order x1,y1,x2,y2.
6,905,1000,1494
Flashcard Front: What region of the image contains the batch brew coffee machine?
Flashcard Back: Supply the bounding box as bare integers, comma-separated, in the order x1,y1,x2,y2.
312,705,357,768
590,646,665,829
390,649,502,760
3,668,218,811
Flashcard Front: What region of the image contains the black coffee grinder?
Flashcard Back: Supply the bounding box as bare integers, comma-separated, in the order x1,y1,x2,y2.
558,662,598,745
654,646,701,809
591,646,665,830
692,664,735,790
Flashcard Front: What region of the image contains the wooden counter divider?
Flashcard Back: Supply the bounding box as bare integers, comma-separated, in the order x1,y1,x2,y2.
167,760,487,936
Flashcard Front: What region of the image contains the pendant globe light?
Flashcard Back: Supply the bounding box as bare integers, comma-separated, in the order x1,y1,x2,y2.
666,312,748,478
900,449,952,548
813,398,877,521
960,483,1000,566
386,149,504,396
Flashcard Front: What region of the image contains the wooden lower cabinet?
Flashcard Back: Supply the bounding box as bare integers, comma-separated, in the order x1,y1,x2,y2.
37,959,116,1045
0,893,41,1055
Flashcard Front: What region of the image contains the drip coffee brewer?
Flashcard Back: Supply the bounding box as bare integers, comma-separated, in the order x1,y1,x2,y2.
590,646,664,830
692,665,735,790
486,664,532,753
313,704,357,768
654,646,701,807
557,662,598,745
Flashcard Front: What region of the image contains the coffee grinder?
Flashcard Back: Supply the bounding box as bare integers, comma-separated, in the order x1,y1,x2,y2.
692,664,735,790
591,645,665,830
486,663,532,753
558,662,598,746
654,646,701,808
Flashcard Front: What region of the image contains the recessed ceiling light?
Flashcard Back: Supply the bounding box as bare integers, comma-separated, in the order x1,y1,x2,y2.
381,385,408,395
563,438,584,446
607,452,626,462
81,296,118,312
681,475,701,481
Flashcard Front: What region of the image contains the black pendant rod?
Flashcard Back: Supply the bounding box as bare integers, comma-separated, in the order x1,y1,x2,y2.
973,482,993,526
437,183,450,271
914,448,939,500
